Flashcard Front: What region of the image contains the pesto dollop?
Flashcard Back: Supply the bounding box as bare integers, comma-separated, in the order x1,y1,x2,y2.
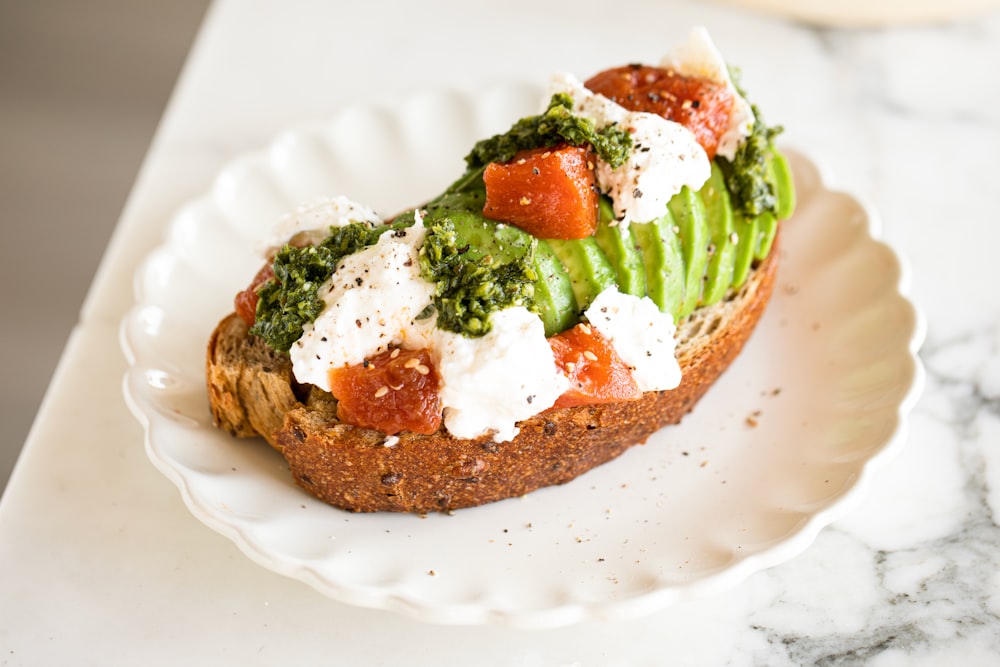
717,67,783,218
251,221,408,351
464,93,633,171
418,216,537,337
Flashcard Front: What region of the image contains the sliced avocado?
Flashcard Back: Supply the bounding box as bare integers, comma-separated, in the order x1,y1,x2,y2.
768,149,796,221
593,197,646,297
632,209,685,318
439,209,575,335
754,210,778,262
533,239,577,335
444,209,532,264
547,237,617,313
668,185,710,319
745,148,791,263
699,162,737,308
730,211,757,289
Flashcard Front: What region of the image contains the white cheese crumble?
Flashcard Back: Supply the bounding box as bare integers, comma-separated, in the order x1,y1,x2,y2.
547,72,711,227
260,195,383,254
289,216,436,391
432,307,568,443
584,287,681,393
661,26,755,161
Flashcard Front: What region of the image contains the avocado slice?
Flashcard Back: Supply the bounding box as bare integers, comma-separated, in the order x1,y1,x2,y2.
754,210,778,262
547,236,617,313
444,209,532,263
746,148,792,262
440,209,576,335
699,162,737,308
769,149,796,221
668,185,710,319
533,239,577,335
593,197,646,297
631,208,685,318
730,211,757,289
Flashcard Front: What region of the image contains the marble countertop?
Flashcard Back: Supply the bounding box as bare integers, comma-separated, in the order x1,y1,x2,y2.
2,0,999,663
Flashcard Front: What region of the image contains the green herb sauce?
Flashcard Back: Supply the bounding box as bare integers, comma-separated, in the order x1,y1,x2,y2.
417,215,537,337
250,221,409,352
717,67,783,218
464,93,632,171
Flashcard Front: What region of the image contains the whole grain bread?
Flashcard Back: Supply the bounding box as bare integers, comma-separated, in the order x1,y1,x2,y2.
206,235,779,513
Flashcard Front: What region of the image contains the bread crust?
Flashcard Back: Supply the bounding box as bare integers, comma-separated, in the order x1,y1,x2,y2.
206,236,779,513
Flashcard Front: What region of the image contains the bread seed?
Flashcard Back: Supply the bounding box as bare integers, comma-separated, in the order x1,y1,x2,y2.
374,386,389,398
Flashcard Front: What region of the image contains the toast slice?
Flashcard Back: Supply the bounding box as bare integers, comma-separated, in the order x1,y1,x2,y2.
206,234,779,513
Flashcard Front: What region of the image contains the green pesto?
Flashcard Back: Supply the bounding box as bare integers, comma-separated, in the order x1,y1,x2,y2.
717,66,783,218
250,221,410,352
463,93,632,172
417,215,537,337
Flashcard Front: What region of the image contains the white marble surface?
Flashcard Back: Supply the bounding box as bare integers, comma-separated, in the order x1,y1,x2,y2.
1,0,999,664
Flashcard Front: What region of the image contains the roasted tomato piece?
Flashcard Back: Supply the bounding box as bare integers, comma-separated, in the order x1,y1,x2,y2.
483,144,599,239
328,347,442,435
235,263,275,326
548,323,641,409
585,65,734,160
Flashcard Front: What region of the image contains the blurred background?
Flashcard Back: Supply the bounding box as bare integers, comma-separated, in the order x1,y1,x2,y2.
0,1,210,494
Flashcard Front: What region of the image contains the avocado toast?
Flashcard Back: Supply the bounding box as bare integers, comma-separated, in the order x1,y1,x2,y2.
207,28,795,512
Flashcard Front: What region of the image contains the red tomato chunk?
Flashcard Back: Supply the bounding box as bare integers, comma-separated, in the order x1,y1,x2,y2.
585,65,734,160
482,144,599,240
548,323,641,409
328,348,442,435
235,263,275,326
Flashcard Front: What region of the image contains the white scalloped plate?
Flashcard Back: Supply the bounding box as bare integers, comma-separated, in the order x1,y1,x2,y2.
121,84,924,629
